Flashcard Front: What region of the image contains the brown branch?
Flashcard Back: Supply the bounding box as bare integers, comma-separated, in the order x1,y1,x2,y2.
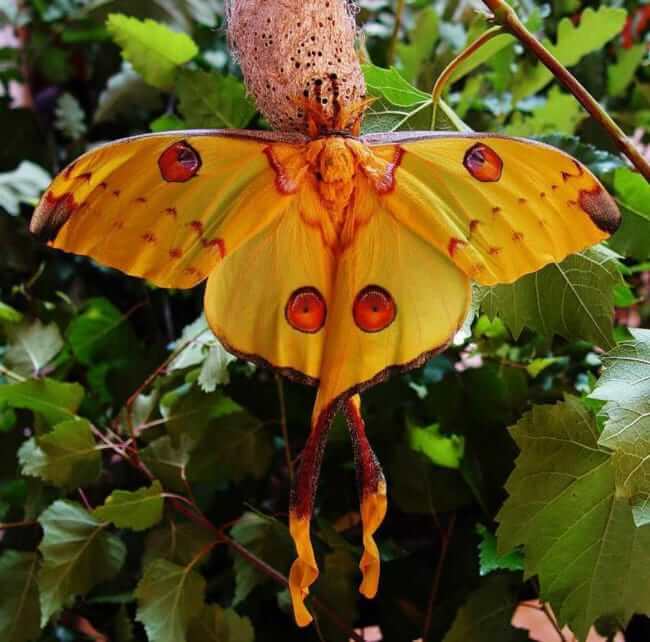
481,0,650,181
422,513,456,641
0,519,38,530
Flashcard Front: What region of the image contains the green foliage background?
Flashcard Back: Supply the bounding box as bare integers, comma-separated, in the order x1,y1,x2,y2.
0,1,649,641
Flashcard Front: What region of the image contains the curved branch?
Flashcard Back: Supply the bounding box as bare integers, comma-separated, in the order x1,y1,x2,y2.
481,0,650,181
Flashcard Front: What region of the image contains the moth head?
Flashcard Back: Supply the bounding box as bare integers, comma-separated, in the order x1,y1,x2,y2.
226,0,368,136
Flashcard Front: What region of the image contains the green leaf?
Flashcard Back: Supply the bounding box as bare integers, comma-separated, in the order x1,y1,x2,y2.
0,161,50,216
481,246,623,350
609,168,650,260
362,64,468,133
0,379,84,425
497,397,650,640
19,419,101,490
187,411,273,484
608,44,646,98
95,62,162,124
150,113,187,132
0,551,41,642
396,7,438,83
106,13,198,90
5,319,63,377
141,435,191,493
38,501,126,625
537,134,625,177
198,343,236,392
407,420,464,469
188,605,254,642
135,559,206,642
94,481,164,532
0,301,23,323
230,512,294,604
505,87,586,136
448,32,516,86
591,329,650,526
177,69,256,129
144,522,216,569
512,7,627,100
54,93,87,141
476,525,523,576
443,573,527,642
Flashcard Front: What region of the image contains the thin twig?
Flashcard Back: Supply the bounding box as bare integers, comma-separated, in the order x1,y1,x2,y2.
481,0,650,181
387,0,406,67
431,26,505,127
0,519,38,529
0,365,27,383
422,513,456,641
275,374,294,483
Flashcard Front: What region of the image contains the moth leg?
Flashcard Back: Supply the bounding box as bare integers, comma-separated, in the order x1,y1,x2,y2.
288,403,335,627
344,394,387,599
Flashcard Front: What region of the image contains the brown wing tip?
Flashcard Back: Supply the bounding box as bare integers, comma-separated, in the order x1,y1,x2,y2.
579,185,621,235
30,190,77,242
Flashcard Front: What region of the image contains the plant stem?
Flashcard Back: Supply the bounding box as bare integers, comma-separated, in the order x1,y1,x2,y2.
0,519,38,529
422,513,456,640
275,374,294,483
431,26,505,128
481,0,650,181
387,0,406,67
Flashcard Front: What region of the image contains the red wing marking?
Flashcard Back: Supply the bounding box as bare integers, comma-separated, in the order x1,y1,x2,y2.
169,248,183,259
353,286,397,333
448,238,467,257
264,147,302,194
158,141,202,183
142,232,157,243
373,146,405,195
30,191,78,242
286,287,327,334
463,143,503,183
579,185,621,234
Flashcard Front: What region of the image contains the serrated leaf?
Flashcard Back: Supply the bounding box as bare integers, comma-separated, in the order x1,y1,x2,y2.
0,551,41,642
5,319,63,377
513,7,627,100
608,44,646,98
230,512,294,604
169,314,216,371
443,574,527,642
106,13,198,90
19,419,101,490
177,69,255,129
591,329,650,526
54,93,87,141
38,501,126,625
407,420,464,469
0,161,51,216
187,605,254,642
95,62,162,123
497,397,650,640
476,525,523,576
66,297,133,365
481,245,623,349
188,411,272,484
144,522,216,569
135,559,206,642
198,343,236,392
94,481,164,532
0,379,84,425
609,168,650,260
362,63,468,133
141,435,191,493
396,7,438,83
505,87,586,136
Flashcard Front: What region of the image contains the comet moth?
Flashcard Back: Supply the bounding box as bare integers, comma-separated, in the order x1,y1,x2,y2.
31,0,621,627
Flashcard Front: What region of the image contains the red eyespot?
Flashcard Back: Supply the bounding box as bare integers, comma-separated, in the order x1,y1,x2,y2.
158,141,202,183
463,143,503,182
353,286,397,333
286,287,327,333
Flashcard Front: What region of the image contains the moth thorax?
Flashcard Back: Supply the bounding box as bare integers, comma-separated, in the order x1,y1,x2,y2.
226,0,367,135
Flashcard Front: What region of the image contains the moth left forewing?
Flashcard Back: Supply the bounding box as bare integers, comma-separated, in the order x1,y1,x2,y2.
364,133,621,286
31,130,304,288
